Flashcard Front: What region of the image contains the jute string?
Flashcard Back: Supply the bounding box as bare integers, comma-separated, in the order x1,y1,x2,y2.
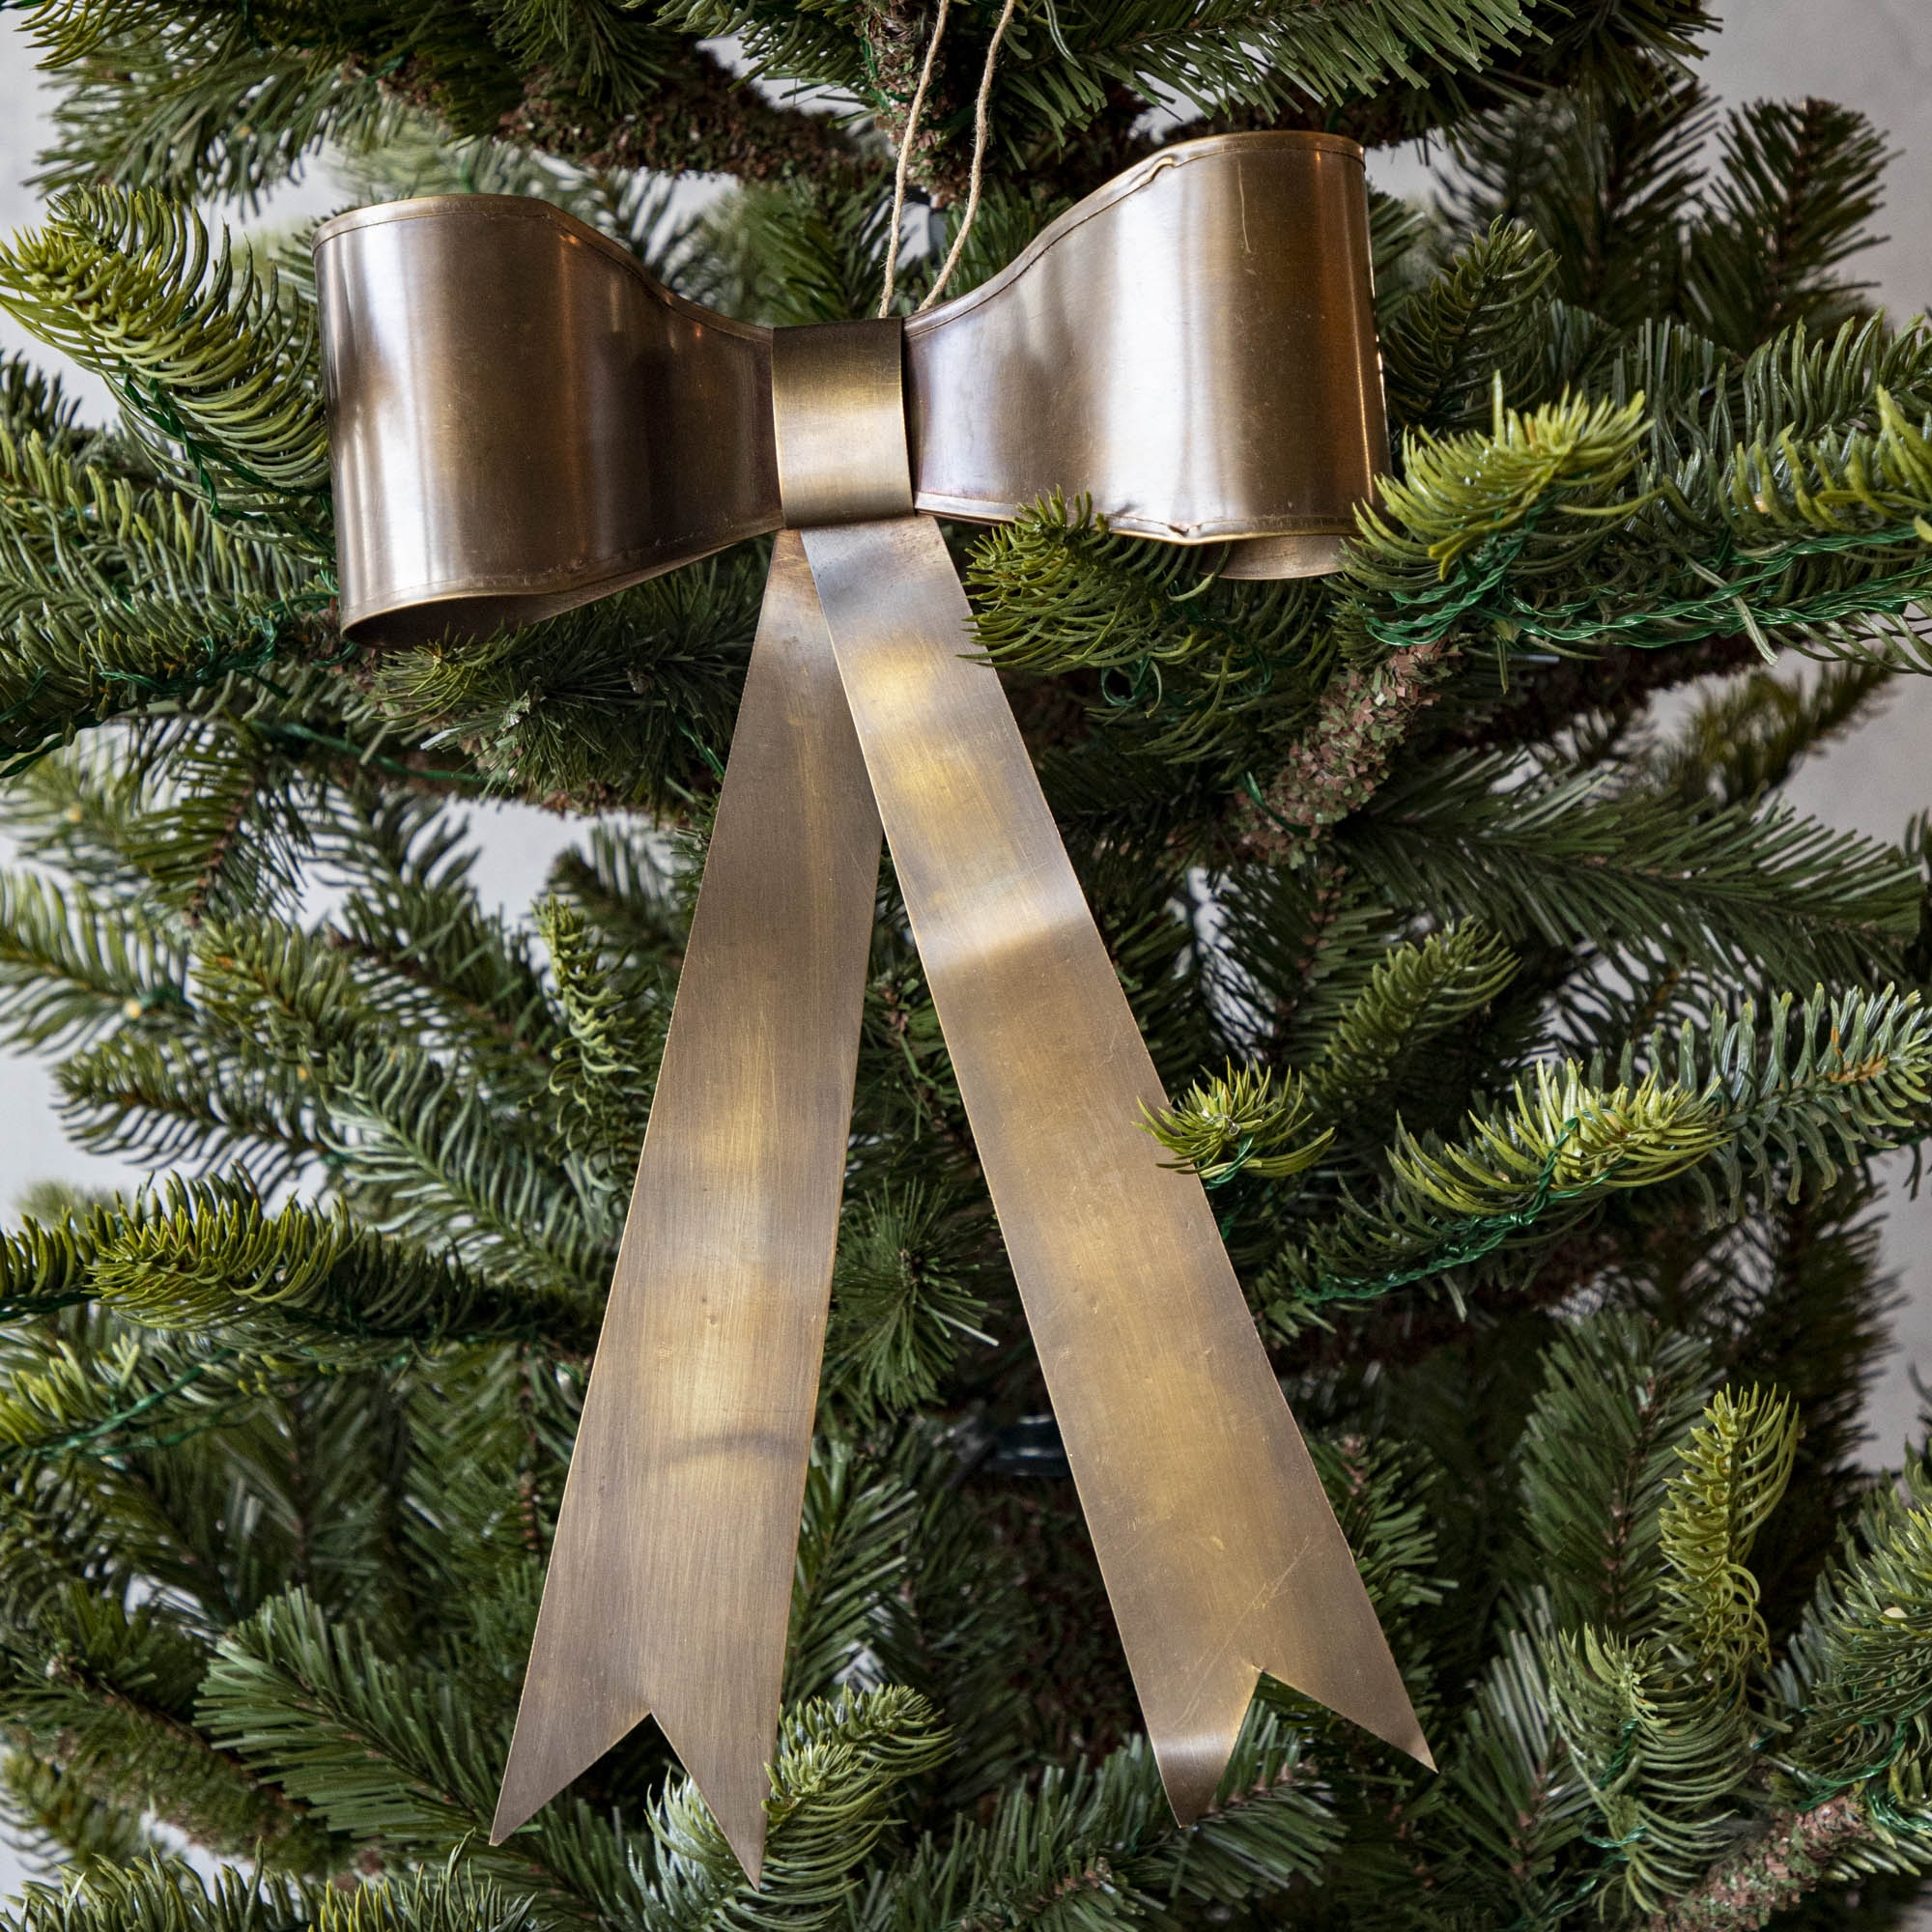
877,0,1019,317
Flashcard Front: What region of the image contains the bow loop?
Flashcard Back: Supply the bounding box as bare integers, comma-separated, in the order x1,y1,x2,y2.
316,130,1387,647
317,194,777,646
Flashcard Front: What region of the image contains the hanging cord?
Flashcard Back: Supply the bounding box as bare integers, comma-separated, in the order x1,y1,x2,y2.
917,0,1019,313
877,0,953,318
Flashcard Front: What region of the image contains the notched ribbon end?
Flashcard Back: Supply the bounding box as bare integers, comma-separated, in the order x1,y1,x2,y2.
1259,1655,1436,1779
1144,1571,1434,1828
490,1697,635,1846
1337,1690,1435,1775
1145,1662,1432,1836
1264,1646,1436,1781
1147,1666,1265,1827
492,1700,774,1884
653,1710,776,1890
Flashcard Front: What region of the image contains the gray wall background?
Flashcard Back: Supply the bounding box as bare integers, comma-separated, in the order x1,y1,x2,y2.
0,0,1930,1897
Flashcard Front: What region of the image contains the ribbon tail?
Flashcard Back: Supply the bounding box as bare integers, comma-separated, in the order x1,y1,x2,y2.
799,517,1431,1823
493,532,881,1881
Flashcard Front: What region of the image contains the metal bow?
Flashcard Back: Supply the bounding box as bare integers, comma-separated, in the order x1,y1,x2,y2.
314,128,1429,1884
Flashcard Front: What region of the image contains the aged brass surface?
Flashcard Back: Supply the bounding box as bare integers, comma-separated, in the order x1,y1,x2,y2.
314,131,1385,642
317,128,1422,1886
314,195,776,645
902,133,1386,543
805,516,1429,1818
489,531,881,1878
1220,532,1351,580
771,320,913,526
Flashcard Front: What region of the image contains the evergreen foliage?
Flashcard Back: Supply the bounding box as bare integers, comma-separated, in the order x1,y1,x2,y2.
0,0,1928,1927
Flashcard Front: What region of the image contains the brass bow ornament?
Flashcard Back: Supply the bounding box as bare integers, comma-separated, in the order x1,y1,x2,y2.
314,129,1430,1882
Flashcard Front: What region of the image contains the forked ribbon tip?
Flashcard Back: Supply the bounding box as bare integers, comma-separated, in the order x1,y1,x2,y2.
490,1691,639,1848
1277,1665,1436,1779
1147,1623,1433,1825
1314,1687,1436,1780
688,1772,771,1894
492,1718,773,1887
1154,1691,1434,1828
1392,1715,1436,1775
487,1775,544,1847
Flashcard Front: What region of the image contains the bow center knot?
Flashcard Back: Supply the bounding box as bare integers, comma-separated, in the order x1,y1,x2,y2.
770,319,914,528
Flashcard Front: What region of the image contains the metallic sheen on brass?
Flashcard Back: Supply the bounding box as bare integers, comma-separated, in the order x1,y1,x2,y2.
314,131,1420,1887
805,516,1430,1811
315,132,1388,641
315,195,777,644
901,134,1384,551
493,533,882,1878
771,320,913,526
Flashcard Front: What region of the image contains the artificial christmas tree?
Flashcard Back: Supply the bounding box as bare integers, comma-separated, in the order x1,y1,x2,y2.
1,1,1932,1927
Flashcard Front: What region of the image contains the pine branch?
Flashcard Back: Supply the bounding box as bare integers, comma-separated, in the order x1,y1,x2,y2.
83,1181,599,1358
881,1706,1340,1932
0,870,188,1053
1643,1795,1879,1932
544,824,688,964
363,556,761,813
1234,389,1656,857
679,0,1537,165
31,8,402,209
28,0,856,201
850,0,980,206
535,895,668,1192
1432,630,1763,755
1263,986,1932,1326
0,1855,541,1929
1442,69,1715,327
1380,220,1557,435
205,1588,641,1924
55,1026,329,1188
820,1185,994,1425
0,409,328,766
1428,1624,1592,1921
1688,99,1893,355
1342,363,1932,686
1518,1316,1715,1633
0,1580,340,1868
1775,1463,1932,1796
1193,0,1715,153
324,1861,544,1932
647,1687,952,1926
1647,659,1892,811
0,1860,322,1932
1341,751,1918,986
1547,1620,1755,1912
1547,1386,1800,1918
783,1440,918,1707
1656,1386,1798,1682
0,1748,152,1874
1142,1063,1331,1185
327,1050,613,1298
497,43,863,184
1660,1181,1897,1637
968,495,1329,757
1289,924,1519,1165
0,189,328,502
